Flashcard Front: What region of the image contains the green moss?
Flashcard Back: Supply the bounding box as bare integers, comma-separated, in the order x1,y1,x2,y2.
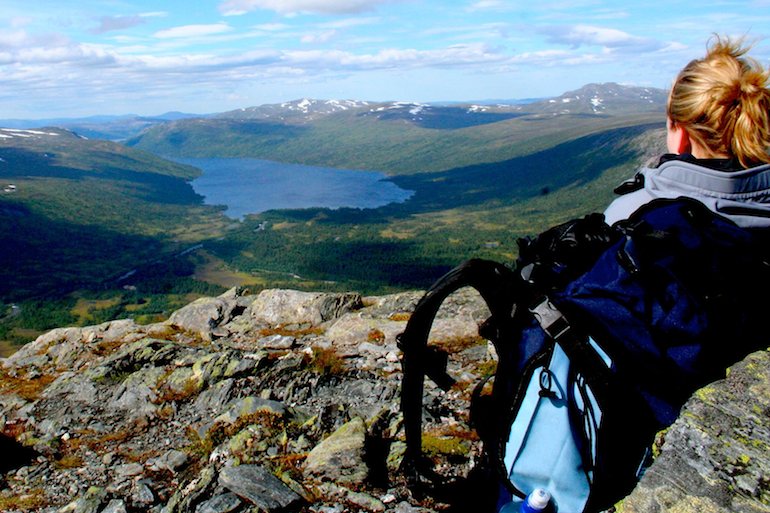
421,434,471,457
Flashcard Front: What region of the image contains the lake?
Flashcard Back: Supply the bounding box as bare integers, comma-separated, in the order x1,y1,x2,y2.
179,158,413,220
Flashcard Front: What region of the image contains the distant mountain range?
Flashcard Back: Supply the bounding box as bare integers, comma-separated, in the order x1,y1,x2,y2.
122,83,665,175
211,82,666,124
1,83,666,144
0,112,209,141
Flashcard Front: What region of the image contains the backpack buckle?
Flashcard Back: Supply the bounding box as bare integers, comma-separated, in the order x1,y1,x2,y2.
530,297,571,340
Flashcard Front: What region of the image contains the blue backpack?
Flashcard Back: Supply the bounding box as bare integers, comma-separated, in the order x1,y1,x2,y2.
398,197,770,513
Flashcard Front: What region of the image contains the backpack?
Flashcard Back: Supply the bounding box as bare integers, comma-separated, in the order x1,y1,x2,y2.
397,197,770,513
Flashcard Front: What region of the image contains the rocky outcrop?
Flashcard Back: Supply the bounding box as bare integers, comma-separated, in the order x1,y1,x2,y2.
0,286,767,512
618,349,770,513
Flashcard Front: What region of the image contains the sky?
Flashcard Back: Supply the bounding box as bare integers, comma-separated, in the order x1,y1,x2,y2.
1,0,769,119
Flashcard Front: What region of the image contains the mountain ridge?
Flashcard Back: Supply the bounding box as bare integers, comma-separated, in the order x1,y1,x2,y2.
126,83,665,176
1,82,665,143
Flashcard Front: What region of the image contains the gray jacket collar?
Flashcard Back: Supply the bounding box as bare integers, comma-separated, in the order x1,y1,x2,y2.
604,159,770,228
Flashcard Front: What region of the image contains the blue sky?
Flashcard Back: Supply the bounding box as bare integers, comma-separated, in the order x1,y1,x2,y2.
1,0,769,118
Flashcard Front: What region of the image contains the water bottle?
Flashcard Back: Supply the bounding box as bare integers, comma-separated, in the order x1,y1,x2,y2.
520,488,551,513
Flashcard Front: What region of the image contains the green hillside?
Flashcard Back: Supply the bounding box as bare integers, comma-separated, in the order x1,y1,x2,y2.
0,87,668,354
128,110,661,176
0,129,229,351
127,84,665,175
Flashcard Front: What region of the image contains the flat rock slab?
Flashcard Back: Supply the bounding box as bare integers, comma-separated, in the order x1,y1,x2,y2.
219,465,302,512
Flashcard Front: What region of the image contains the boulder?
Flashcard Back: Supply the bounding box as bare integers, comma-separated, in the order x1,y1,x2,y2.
247,289,363,327
167,288,250,341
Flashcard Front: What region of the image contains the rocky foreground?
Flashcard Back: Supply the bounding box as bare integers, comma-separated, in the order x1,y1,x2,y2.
0,287,768,513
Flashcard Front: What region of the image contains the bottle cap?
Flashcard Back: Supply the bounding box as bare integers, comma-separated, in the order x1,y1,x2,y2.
527,488,551,510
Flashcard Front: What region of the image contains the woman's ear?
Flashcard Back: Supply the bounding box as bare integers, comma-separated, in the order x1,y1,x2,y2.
666,119,692,154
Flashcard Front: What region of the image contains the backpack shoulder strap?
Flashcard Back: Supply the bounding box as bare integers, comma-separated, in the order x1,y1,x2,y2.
398,258,519,484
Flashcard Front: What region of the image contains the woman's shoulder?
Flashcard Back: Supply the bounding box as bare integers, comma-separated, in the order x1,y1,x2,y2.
603,188,656,225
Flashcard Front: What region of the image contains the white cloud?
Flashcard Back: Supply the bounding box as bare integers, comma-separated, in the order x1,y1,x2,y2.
467,0,505,11
219,0,398,16
154,23,233,39
301,30,338,44
284,43,506,71
540,25,664,52
319,16,381,29
92,15,147,34
253,23,291,31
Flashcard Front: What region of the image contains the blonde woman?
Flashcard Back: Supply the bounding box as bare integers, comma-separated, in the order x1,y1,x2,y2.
604,36,770,226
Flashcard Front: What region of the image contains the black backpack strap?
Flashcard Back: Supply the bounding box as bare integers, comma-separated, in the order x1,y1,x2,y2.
529,297,613,402
397,258,519,487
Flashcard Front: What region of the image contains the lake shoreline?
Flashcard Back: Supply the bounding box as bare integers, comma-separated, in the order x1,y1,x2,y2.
174,157,413,220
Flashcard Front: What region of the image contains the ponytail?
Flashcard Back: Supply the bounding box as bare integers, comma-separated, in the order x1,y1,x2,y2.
668,36,770,167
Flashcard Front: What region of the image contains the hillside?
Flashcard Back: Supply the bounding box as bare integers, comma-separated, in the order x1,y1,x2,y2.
126,83,665,175
0,127,200,180
0,83,667,354
0,129,229,349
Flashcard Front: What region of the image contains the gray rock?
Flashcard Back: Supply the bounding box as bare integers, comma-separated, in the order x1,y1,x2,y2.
619,349,770,512
325,314,404,351
218,464,302,511
162,465,218,513
115,462,144,478
304,417,368,483
194,379,235,414
247,289,363,326
89,338,178,382
258,334,296,349
167,288,249,341
132,481,155,505
359,291,424,317
43,372,99,403
213,396,287,425
109,366,166,415
101,499,127,513
57,486,107,513
147,450,188,473
394,502,427,513
194,492,242,513
346,491,386,512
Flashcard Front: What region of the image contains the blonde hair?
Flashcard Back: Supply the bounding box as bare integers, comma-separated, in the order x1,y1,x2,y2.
667,35,770,167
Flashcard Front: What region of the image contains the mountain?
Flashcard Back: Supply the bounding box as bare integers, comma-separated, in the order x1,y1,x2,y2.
216,99,372,121
214,98,526,129
126,83,666,175
528,82,667,116
212,83,664,125
0,112,209,142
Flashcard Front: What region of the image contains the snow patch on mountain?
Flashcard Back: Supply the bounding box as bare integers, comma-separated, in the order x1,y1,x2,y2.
0,128,61,139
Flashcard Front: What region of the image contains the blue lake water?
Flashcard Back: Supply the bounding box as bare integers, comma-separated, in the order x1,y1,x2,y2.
179,158,413,220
